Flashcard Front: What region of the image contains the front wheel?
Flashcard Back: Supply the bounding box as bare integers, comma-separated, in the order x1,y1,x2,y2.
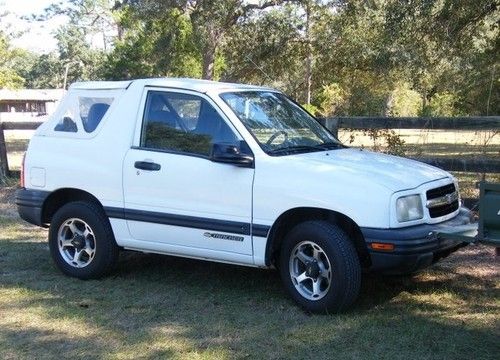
279,221,361,313
48,201,119,279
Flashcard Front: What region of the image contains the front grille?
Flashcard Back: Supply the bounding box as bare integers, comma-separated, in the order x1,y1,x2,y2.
426,183,456,199
428,200,459,218
426,183,459,218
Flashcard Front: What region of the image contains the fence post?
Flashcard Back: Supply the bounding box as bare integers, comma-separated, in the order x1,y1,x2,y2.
319,117,339,138
0,122,10,177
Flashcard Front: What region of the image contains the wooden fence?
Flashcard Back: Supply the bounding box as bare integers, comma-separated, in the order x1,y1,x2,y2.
319,116,500,173
0,121,42,177
322,116,500,132
1,117,499,177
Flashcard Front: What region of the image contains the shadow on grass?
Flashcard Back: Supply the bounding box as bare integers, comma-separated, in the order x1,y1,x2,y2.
1,236,499,359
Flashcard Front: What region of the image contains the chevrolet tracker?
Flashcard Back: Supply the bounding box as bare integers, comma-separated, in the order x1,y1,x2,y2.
16,78,477,313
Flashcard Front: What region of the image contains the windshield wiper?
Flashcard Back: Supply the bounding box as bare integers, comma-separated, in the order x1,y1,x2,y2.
268,145,321,155
315,142,344,150
268,142,343,155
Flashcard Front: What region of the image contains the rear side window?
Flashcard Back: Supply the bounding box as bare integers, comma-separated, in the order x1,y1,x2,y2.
54,96,114,133
54,114,78,132
80,97,113,132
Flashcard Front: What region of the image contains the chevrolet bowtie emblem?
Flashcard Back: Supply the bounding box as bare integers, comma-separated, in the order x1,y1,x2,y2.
426,191,459,208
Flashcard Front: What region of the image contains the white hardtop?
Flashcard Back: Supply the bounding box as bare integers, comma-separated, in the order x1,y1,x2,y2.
70,77,273,93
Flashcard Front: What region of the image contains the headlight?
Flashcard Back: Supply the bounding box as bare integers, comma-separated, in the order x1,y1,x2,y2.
396,195,423,222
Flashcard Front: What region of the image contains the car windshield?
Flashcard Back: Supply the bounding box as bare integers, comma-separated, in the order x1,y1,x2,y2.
220,91,342,155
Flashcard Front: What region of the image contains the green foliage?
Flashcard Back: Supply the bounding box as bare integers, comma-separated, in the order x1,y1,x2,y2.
316,83,349,117
1,0,498,116
387,83,422,117
56,24,106,85
0,32,25,89
358,128,407,156
383,129,407,156
311,0,499,116
222,5,305,93
423,92,462,117
344,79,390,116
116,0,294,80
301,103,320,116
103,8,201,79
24,53,64,89
0,69,23,89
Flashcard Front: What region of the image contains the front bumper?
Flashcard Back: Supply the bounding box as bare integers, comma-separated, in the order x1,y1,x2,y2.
361,207,476,274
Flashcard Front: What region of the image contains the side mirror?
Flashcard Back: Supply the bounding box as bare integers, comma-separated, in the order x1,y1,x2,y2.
210,143,254,168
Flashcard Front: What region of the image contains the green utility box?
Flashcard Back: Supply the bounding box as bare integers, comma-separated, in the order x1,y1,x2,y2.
478,182,500,245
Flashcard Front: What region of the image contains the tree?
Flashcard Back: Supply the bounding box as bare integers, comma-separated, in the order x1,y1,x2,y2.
382,0,499,114
34,0,120,50
24,53,64,89
309,0,499,116
311,2,399,115
222,5,305,94
103,7,201,79
0,32,25,88
56,23,106,86
16,0,498,115
116,0,295,80
27,0,114,87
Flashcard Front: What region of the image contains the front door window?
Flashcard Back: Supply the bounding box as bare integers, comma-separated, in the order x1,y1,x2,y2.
141,91,238,156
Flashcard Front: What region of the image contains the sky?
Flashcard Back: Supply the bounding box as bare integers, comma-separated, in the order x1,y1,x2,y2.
0,0,68,53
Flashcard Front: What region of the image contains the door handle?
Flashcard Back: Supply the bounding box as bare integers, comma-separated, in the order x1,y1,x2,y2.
134,161,161,171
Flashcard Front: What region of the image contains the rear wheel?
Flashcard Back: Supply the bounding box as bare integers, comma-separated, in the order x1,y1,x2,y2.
279,221,361,313
49,201,119,279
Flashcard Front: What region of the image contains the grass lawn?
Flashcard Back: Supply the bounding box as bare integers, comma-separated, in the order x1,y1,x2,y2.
0,185,499,359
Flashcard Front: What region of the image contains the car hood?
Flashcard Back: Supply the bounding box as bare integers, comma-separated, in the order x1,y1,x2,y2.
293,148,451,192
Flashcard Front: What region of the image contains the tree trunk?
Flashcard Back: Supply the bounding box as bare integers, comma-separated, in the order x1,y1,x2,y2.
117,23,124,42
384,92,394,116
305,55,312,105
202,44,216,80
0,124,9,178
421,88,427,114
304,2,312,105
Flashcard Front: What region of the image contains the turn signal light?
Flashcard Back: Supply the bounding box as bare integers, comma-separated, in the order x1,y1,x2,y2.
370,243,395,251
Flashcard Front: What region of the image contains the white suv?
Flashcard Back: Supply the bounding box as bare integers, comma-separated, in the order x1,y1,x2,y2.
16,78,475,313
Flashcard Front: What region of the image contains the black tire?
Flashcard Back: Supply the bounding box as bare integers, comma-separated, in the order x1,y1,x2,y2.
279,220,361,313
48,201,119,279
